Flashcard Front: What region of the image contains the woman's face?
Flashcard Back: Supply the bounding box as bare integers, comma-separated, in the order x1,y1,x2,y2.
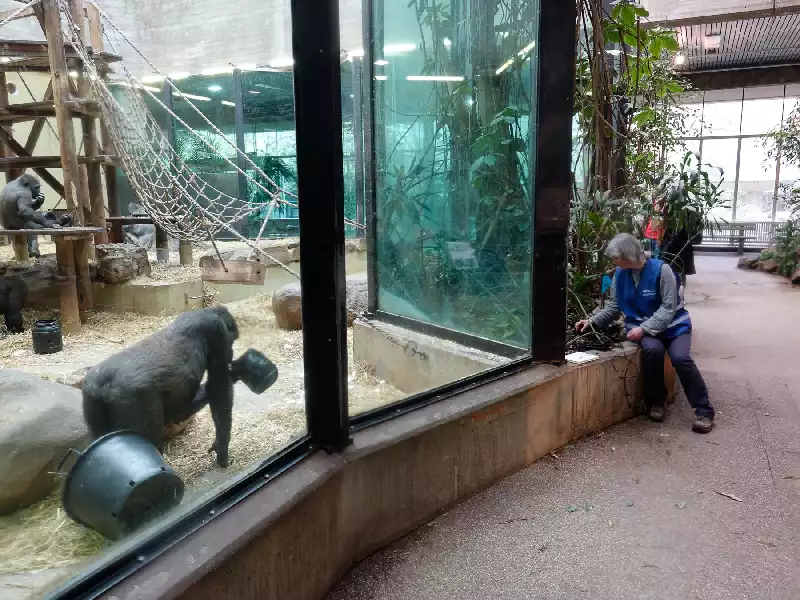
613,257,645,270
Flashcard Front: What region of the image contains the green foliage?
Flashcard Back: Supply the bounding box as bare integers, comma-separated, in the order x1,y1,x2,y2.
772,219,800,277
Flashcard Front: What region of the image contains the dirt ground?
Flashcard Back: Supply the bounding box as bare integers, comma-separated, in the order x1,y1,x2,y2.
0,238,401,591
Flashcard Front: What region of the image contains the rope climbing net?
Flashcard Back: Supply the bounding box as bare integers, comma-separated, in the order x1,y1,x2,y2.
1,0,363,274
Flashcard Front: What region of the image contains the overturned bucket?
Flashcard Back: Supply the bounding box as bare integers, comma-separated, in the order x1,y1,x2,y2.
232,348,279,394
60,431,184,540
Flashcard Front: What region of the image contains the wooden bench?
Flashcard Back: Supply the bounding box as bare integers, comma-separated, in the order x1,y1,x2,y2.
0,226,104,333
705,223,758,255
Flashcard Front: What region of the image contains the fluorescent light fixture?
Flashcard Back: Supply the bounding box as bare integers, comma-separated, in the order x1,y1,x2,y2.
384,43,417,54
375,75,388,81
375,59,389,66
443,38,452,48
518,40,536,57
169,71,191,80
208,84,222,92
221,100,235,107
141,74,164,83
466,97,474,106
674,53,686,66
174,92,211,102
248,90,260,95
69,70,79,77
269,57,294,68
406,75,464,82
201,67,232,76
495,59,514,75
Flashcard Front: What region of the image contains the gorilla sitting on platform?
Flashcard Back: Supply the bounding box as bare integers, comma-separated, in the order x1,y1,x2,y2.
0,173,73,257
0,276,27,334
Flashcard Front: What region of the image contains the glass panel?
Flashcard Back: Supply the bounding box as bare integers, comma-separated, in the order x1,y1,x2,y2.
735,138,776,222
667,140,700,168
701,138,738,221
741,98,784,136
1,53,310,600
350,0,538,415
676,91,703,137
702,100,741,136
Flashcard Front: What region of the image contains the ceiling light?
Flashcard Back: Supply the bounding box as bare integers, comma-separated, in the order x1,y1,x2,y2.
208,84,222,92
248,90,260,95
201,67,232,76
406,75,464,82
674,54,686,66
221,100,235,107
384,43,417,55
518,41,536,57
375,59,389,66
495,59,515,75
443,38,452,48
69,70,79,77
375,75,388,81
174,92,211,102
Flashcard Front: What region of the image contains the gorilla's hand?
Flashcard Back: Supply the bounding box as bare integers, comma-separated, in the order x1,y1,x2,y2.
208,439,230,468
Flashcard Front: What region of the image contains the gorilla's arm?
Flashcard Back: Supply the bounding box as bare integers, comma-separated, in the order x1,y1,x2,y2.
17,194,58,228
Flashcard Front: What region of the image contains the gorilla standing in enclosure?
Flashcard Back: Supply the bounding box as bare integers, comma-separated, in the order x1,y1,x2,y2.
0,173,72,258
82,306,239,467
0,276,27,333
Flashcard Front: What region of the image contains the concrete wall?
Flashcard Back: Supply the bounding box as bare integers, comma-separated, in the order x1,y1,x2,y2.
100,348,676,600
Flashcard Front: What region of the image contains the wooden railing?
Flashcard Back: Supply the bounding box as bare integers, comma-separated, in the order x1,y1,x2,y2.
700,221,786,249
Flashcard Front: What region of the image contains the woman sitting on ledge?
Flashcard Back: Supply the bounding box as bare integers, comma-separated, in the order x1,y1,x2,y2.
575,232,714,434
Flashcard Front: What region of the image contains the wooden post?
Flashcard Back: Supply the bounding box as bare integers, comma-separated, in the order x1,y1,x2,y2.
55,238,80,333
69,0,107,245
73,236,93,322
155,224,169,262
42,0,84,225
179,240,193,265
12,234,29,261
100,114,121,242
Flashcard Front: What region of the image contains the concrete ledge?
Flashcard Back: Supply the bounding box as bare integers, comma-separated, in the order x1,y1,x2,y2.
100,347,675,600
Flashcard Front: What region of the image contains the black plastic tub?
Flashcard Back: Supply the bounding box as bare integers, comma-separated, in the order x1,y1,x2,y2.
31,319,63,354
232,348,279,394
60,431,184,540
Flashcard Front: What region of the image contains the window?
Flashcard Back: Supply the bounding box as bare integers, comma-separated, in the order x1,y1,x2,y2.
701,138,738,222
0,0,573,597
736,138,777,222
351,0,540,415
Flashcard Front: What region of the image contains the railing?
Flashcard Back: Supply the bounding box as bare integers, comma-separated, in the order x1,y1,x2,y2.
700,221,786,249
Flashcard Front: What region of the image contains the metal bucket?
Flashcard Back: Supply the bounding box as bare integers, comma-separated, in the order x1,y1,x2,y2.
232,348,279,394
60,431,184,540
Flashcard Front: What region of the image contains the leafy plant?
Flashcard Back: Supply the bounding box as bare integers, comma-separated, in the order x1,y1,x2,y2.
771,219,800,277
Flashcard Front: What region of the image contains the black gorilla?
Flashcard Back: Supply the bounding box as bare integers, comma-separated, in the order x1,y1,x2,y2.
0,276,27,333
0,173,72,257
82,306,239,467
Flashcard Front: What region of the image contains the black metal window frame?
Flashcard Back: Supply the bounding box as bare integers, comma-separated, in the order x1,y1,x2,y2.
45,1,574,598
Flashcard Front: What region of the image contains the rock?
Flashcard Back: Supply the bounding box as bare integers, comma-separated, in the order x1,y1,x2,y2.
95,243,151,284
0,369,89,515
272,282,302,330
738,257,759,269
54,366,92,390
737,257,750,269
759,259,780,273
345,277,368,325
792,268,800,286
0,256,65,291
272,277,369,330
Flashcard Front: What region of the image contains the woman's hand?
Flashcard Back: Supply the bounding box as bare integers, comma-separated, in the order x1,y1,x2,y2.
575,320,590,333
627,326,645,342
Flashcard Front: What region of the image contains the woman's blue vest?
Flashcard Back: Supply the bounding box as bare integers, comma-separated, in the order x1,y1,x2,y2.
615,258,691,339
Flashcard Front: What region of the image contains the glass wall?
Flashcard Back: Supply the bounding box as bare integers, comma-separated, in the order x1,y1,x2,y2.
676,85,797,222
368,0,538,355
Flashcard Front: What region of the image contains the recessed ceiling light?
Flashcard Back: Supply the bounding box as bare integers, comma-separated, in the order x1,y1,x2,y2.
208,84,222,92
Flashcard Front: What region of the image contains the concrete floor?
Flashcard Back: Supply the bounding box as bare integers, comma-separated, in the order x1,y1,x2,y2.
327,254,800,600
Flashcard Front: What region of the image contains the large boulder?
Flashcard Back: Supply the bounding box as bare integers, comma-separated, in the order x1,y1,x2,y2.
0,369,89,515
95,243,151,284
737,256,759,270
272,282,302,330
759,259,780,273
272,277,370,330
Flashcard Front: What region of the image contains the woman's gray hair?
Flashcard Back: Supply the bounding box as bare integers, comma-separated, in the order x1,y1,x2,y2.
605,232,646,264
